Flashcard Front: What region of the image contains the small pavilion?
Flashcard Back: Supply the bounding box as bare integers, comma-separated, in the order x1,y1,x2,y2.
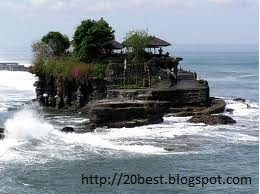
102,40,123,54
147,36,171,54
122,36,171,55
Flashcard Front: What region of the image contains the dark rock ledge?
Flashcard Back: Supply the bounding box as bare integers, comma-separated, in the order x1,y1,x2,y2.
0,128,5,139
233,98,246,103
187,115,236,125
61,127,75,133
86,100,168,129
165,98,226,117
85,97,232,128
33,72,236,129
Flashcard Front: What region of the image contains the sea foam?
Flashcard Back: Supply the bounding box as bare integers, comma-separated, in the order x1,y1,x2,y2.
4,109,54,140
0,71,36,91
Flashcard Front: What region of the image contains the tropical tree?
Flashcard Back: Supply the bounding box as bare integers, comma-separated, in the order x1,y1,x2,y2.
124,30,150,62
41,31,70,56
73,18,115,62
32,41,52,61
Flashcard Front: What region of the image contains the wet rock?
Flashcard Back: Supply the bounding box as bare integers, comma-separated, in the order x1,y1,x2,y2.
61,127,75,133
226,108,234,114
0,128,5,139
81,125,96,133
167,98,226,117
7,107,18,111
164,144,192,152
0,134,5,139
233,98,246,103
171,111,196,117
164,147,175,152
187,114,236,125
64,96,71,107
48,96,56,106
88,100,166,128
107,117,163,128
56,96,64,109
76,86,84,107
200,98,226,114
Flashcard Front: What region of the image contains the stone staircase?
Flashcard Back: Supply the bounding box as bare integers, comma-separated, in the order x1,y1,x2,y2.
177,69,197,80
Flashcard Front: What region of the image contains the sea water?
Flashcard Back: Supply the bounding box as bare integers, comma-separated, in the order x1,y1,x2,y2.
0,45,258,193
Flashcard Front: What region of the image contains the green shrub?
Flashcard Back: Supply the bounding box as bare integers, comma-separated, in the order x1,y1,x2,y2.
31,57,108,79
32,57,91,78
91,63,107,79
73,19,115,62
41,31,70,56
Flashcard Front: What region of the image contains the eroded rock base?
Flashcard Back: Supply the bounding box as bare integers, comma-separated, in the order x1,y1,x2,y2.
187,115,236,125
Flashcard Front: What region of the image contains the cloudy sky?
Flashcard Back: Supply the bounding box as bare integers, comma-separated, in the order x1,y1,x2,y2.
0,0,258,50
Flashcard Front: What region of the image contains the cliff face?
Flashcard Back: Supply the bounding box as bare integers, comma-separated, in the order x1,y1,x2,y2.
32,70,227,130
34,74,106,109
106,80,210,107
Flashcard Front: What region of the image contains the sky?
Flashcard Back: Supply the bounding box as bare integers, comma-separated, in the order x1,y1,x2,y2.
0,0,258,51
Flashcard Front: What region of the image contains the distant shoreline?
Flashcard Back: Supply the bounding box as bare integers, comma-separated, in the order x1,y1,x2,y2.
0,63,29,72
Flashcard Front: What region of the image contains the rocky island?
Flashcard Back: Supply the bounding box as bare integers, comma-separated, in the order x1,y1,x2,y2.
31,18,234,132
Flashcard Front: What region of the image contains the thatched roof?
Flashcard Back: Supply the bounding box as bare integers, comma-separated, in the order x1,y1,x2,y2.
122,36,171,48
103,40,123,50
148,36,171,47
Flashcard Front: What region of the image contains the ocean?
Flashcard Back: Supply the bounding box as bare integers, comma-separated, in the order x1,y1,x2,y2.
0,45,258,193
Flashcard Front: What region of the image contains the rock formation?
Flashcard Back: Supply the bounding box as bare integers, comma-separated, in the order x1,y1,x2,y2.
0,128,5,139
33,63,233,129
187,115,236,125
86,100,166,128
61,127,75,133
233,98,246,103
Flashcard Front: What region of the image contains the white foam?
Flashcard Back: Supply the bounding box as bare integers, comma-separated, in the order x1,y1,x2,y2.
0,104,7,112
0,71,36,113
55,130,166,154
0,109,55,162
4,109,54,140
0,94,258,163
225,99,259,117
0,71,36,91
50,116,206,156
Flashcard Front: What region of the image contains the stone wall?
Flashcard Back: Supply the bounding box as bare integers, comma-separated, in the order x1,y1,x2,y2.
34,74,107,108
106,80,210,107
151,87,210,107
86,100,167,128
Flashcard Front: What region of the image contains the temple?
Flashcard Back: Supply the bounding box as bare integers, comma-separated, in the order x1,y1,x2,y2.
101,36,190,89
34,35,226,130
